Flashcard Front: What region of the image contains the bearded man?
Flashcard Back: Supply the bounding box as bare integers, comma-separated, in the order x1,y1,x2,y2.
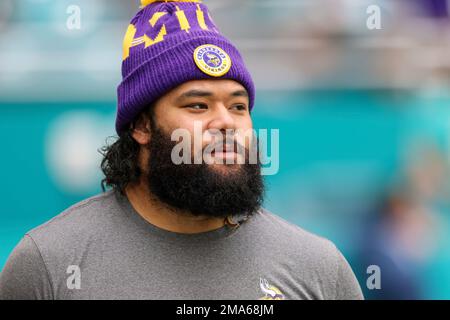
0,0,363,300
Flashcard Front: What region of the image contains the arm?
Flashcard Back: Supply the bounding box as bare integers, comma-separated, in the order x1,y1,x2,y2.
0,234,53,300
334,247,364,300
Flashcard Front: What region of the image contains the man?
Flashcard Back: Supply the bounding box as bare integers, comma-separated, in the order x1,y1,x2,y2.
0,0,363,300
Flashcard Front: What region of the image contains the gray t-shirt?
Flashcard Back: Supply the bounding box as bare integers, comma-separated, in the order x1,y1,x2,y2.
0,190,363,300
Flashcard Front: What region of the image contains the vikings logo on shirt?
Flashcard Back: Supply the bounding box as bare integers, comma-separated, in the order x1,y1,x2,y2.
193,44,232,77
258,278,286,300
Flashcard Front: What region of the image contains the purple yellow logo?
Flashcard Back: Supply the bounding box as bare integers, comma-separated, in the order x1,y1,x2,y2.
258,278,285,300
193,44,232,77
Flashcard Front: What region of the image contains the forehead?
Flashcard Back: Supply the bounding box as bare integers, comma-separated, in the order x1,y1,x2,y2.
164,79,247,99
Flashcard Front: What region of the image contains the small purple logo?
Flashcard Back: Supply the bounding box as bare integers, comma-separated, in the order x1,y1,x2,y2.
193,44,232,77
203,51,222,67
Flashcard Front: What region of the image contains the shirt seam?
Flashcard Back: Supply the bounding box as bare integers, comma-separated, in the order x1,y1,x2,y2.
30,191,115,234
24,234,55,300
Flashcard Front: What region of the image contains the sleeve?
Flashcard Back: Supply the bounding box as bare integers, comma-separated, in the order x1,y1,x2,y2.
334,247,364,300
0,234,53,300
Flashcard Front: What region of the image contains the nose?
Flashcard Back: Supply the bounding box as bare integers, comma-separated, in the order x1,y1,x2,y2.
206,104,236,132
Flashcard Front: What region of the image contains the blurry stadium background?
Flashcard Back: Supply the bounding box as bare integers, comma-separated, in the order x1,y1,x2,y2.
1,0,450,299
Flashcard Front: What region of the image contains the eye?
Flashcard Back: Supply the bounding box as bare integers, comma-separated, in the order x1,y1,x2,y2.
231,104,248,111
185,103,208,110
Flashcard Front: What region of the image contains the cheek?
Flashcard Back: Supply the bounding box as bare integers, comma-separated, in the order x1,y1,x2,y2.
235,132,253,151
236,118,254,149
165,112,203,134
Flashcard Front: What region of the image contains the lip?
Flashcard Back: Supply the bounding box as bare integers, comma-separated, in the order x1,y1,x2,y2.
208,142,243,160
223,143,237,152
211,150,238,159
211,150,237,155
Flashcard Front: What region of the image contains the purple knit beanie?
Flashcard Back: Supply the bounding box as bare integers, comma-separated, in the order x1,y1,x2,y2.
116,0,255,135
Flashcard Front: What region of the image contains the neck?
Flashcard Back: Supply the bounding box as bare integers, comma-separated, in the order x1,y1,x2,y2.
124,179,227,234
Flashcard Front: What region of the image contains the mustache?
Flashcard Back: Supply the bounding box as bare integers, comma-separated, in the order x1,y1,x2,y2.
210,140,242,151
201,139,248,155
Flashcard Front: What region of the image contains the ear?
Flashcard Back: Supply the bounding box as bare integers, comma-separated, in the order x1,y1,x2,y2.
130,114,151,145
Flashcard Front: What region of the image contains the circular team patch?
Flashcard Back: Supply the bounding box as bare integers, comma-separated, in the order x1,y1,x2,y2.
193,44,232,77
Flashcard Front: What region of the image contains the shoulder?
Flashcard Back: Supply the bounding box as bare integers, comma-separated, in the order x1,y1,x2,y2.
253,207,340,257
0,191,119,299
0,235,54,299
25,190,118,252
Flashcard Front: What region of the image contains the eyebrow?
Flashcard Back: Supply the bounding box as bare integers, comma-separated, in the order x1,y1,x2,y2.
176,89,249,102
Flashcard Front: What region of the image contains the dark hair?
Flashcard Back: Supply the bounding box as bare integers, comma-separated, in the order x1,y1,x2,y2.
99,106,155,195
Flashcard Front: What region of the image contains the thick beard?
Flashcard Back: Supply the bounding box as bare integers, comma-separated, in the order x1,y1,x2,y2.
145,125,265,219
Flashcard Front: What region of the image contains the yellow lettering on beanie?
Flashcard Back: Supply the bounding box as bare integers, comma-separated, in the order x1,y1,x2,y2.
122,12,169,60
149,11,167,27
145,12,167,47
140,0,202,9
175,6,190,33
196,4,208,30
144,24,167,47
122,24,137,60
122,2,212,61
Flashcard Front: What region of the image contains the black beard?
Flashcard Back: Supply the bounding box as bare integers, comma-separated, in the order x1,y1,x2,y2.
145,125,265,219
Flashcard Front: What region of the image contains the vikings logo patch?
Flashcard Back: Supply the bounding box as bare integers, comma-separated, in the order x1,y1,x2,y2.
193,44,232,77
258,278,286,300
